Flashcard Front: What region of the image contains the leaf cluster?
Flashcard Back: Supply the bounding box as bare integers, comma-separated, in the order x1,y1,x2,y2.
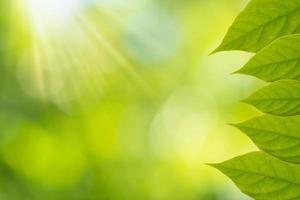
211,1,300,199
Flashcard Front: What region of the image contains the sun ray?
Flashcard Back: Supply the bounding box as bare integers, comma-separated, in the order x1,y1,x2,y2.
17,0,157,107
97,8,175,56
76,14,154,94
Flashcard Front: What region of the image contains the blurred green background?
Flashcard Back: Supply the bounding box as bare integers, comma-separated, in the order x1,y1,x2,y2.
0,0,262,199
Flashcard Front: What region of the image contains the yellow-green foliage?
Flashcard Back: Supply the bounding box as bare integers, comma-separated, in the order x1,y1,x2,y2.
212,0,300,199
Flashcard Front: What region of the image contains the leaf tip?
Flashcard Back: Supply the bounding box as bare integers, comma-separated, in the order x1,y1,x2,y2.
205,162,220,169
209,43,226,55
231,67,245,75
227,122,240,129
241,97,252,104
209,48,220,56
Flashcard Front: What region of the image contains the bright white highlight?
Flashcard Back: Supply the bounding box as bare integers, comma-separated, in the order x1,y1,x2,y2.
19,0,152,108
26,0,82,30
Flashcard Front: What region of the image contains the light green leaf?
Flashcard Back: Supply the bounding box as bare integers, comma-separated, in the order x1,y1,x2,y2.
233,115,300,163
237,34,300,81
214,0,300,53
244,80,300,116
210,151,300,200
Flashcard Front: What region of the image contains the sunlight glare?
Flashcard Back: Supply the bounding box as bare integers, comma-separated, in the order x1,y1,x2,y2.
18,0,152,109
25,0,82,30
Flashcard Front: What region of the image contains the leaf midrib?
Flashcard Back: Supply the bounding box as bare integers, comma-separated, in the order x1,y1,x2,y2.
243,57,300,72
247,97,300,102
238,126,300,140
219,165,300,187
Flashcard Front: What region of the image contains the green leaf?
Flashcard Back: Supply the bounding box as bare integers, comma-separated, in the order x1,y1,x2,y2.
214,0,300,53
210,151,300,200
244,80,300,116
233,115,300,163
236,34,300,82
